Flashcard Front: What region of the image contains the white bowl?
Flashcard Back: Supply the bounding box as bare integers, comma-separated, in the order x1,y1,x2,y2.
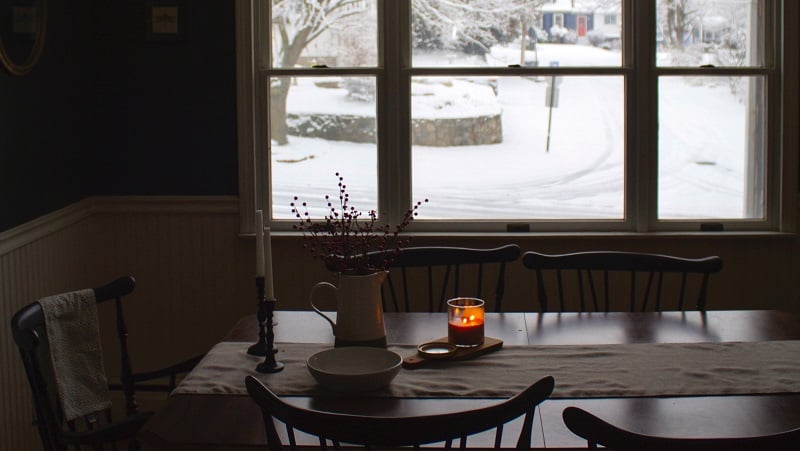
307,347,403,393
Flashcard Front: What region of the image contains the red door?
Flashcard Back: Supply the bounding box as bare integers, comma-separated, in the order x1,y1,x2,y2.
577,16,588,37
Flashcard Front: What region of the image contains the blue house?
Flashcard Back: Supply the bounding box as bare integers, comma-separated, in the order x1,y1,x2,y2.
541,0,621,45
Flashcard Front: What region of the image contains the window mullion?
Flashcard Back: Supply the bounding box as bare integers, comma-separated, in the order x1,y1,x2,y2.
631,0,658,232
779,0,798,232
380,0,411,227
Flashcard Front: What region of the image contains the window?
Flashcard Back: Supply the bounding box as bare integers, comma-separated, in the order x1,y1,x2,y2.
238,0,796,233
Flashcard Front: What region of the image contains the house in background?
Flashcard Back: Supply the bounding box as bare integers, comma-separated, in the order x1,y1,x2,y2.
541,0,621,48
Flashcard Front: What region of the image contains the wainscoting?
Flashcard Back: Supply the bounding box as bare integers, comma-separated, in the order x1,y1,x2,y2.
2,196,798,450
0,196,250,450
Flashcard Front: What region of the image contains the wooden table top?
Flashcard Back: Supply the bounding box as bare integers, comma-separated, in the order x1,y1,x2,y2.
140,310,800,450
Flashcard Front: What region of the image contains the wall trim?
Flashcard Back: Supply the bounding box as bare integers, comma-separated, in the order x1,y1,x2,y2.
0,196,240,255
0,199,94,255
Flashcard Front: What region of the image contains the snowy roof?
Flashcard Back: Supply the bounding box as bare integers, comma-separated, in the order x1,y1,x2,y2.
542,0,619,14
542,0,582,13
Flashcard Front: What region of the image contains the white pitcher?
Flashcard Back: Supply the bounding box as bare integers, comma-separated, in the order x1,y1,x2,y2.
310,271,388,348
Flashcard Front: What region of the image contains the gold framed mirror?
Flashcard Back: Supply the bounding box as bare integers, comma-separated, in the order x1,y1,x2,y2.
0,0,47,76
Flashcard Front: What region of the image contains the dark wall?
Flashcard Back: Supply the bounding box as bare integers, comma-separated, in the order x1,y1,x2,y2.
1,1,237,231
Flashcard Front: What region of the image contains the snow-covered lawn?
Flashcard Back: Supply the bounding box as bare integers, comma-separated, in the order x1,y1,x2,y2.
272,44,751,221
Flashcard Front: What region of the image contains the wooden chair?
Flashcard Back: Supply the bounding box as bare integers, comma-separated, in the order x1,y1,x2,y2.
367,244,522,312
10,276,204,451
562,406,800,450
245,374,554,450
522,251,723,312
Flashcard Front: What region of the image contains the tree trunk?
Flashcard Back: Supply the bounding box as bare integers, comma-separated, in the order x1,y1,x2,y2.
666,0,678,48
271,27,313,146
674,2,687,50
666,0,687,50
270,77,291,145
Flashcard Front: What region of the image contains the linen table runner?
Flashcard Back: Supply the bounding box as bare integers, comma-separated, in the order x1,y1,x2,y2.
173,340,800,399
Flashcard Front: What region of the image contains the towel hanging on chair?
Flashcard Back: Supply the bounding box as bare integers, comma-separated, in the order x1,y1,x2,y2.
39,289,112,422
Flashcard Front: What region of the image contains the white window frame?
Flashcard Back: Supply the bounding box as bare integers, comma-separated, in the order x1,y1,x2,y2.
236,0,798,235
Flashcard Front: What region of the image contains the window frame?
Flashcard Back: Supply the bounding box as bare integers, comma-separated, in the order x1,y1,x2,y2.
236,0,798,235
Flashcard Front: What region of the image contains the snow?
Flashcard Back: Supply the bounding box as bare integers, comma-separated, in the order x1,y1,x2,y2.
412,79,501,119
272,43,754,222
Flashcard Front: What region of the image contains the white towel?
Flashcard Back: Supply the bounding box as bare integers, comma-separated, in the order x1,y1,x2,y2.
39,289,112,422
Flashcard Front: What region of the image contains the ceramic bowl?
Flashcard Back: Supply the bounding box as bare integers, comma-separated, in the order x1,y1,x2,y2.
307,347,403,393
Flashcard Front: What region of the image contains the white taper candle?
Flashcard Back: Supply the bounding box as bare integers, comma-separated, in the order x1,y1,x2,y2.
264,226,275,299
255,210,265,277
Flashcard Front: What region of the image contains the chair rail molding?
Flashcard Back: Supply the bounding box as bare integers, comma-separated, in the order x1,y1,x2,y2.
0,195,239,255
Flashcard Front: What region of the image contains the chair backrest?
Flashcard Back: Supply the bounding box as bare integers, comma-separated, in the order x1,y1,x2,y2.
246,374,554,450
10,276,149,451
522,251,723,312
368,244,522,312
562,406,800,450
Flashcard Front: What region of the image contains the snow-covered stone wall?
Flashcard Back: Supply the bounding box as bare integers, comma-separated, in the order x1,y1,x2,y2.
287,113,502,146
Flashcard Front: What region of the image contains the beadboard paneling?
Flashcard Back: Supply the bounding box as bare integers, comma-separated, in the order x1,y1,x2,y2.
0,196,250,451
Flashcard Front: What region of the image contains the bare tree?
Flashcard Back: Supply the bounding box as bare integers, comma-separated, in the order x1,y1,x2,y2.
270,0,367,145
412,0,547,55
663,0,695,49
269,0,546,146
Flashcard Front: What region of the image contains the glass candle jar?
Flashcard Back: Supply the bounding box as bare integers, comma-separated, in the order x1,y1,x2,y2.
447,297,485,347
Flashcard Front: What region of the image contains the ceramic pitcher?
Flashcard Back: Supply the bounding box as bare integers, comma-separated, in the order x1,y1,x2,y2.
310,271,388,348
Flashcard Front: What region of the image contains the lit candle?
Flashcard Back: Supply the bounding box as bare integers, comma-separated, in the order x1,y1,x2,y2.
263,226,275,299
255,210,265,277
447,298,485,347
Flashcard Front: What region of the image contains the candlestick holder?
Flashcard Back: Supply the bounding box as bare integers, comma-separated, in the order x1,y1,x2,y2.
248,277,283,372
248,277,268,356
256,297,284,373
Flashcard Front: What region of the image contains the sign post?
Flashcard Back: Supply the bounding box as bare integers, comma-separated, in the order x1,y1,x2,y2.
545,61,560,153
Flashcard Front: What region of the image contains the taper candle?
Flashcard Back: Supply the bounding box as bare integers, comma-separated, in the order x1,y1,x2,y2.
264,226,275,299
255,210,265,277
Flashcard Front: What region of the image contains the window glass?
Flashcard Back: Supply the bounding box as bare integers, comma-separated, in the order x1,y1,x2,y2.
411,0,622,67
658,76,765,219
271,76,378,219
257,0,782,232
656,0,761,67
411,76,624,220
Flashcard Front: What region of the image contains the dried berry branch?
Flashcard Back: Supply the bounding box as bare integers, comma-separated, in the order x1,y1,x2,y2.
291,173,427,274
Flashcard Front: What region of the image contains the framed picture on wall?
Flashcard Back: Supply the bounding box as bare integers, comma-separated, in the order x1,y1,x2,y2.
146,0,182,41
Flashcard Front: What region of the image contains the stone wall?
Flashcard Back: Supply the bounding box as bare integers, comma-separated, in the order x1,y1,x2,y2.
287,113,503,146
287,114,377,143
412,115,502,146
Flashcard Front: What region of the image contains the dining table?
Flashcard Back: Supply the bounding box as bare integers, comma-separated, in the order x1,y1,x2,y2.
139,309,800,450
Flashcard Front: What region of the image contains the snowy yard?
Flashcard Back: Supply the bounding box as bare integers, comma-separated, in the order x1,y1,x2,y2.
271,44,750,220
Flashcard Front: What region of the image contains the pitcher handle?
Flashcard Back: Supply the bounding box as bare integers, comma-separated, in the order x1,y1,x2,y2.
309,281,337,334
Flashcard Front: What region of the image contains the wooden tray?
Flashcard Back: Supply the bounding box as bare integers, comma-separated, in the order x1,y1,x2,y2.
402,337,503,369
